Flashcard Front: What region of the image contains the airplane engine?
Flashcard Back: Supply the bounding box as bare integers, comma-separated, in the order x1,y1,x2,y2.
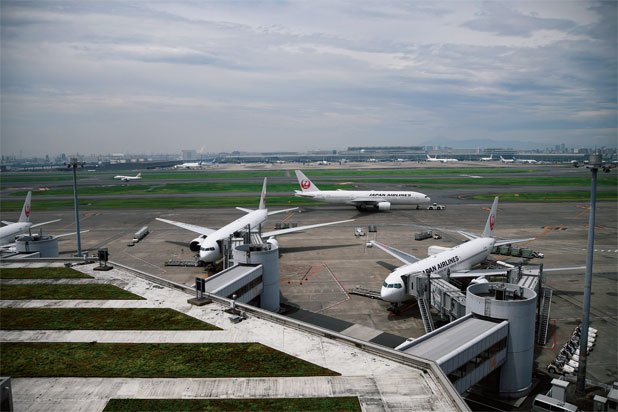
471,276,488,285
189,235,207,252
428,246,450,256
376,201,391,211
266,237,279,250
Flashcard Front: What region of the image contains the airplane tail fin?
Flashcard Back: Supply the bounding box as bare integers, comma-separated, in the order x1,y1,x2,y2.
258,177,267,209
137,173,141,178
294,170,319,192
426,154,432,160
18,191,32,223
482,197,499,238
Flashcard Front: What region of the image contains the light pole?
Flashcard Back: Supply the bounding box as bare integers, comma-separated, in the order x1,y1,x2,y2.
66,157,85,257
575,152,615,395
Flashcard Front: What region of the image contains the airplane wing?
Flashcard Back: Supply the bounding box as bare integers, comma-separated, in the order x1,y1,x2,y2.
156,218,217,236
448,268,510,279
30,219,62,229
261,219,354,238
346,198,383,206
53,230,90,239
369,241,420,265
494,237,535,246
541,266,585,272
267,207,298,216
457,230,478,241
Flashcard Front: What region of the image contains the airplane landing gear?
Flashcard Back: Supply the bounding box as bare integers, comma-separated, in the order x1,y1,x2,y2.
388,302,401,315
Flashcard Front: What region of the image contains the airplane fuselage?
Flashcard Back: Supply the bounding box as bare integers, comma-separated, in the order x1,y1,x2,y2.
0,222,32,246
296,190,430,206
198,209,268,263
380,237,495,303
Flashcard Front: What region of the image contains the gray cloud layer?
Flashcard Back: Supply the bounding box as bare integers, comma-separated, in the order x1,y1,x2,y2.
1,1,616,156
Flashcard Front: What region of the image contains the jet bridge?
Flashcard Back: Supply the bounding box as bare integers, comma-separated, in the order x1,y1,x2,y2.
397,282,537,398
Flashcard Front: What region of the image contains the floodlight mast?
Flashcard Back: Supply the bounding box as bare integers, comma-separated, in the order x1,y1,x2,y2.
66,157,85,257
575,152,614,395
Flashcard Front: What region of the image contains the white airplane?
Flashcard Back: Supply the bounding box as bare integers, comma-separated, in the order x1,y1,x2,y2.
157,178,354,265
114,172,142,181
370,197,535,308
426,155,458,163
0,192,61,246
500,156,515,164
481,154,494,161
174,161,203,169
513,157,538,164
294,170,431,212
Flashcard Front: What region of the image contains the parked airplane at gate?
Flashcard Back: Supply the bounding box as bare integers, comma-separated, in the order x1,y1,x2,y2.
370,197,535,309
114,173,142,181
481,154,494,161
0,192,61,246
513,157,538,164
426,155,458,163
294,170,431,212
500,156,515,164
157,178,354,265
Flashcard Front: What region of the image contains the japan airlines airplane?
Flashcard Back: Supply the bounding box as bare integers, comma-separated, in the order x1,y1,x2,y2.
157,178,354,265
0,192,61,246
500,156,515,163
114,173,141,181
294,170,431,212
426,155,458,163
370,197,535,307
513,157,538,164
481,154,494,161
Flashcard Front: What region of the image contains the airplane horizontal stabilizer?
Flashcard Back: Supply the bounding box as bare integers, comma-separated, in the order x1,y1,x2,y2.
267,207,298,216
1,221,15,225
369,241,420,265
236,207,254,213
156,218,216,236
30,219,62,229
261,219,354,238
494,237,535,246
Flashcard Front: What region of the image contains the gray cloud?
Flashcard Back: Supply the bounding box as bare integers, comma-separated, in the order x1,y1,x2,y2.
1,1,616,156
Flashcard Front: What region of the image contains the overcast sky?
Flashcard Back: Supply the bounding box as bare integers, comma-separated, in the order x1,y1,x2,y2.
1,1,616,156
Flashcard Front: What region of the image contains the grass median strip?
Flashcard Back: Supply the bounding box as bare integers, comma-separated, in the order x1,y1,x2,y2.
103,397,361,412
0,342,340,378
0,284,144,300
0,267,92,279
0,308,220,330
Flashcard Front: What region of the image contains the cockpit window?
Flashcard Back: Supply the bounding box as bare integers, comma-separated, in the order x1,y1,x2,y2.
200,247,215,251
383,282,388,288
394,284,402,289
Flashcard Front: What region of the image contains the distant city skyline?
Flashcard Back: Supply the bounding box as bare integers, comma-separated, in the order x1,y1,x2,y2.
1,1,616,156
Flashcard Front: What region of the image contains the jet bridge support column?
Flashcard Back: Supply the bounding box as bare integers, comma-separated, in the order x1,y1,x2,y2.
466,282,537,398
233,243,280,312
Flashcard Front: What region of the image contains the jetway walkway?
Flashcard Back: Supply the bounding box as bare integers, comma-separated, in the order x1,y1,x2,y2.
198,264,263,304
397,314,509,394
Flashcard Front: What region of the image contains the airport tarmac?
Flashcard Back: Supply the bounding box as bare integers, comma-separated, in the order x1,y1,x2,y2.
26,194,618,388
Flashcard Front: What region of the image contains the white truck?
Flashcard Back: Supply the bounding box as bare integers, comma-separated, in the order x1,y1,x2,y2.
427,203,445,210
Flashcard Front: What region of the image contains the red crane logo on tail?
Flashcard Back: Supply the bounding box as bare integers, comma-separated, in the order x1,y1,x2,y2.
301,179,311,190
25,205,31,218
489,214,495,231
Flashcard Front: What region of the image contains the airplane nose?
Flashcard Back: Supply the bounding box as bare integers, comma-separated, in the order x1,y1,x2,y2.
380,286,397,302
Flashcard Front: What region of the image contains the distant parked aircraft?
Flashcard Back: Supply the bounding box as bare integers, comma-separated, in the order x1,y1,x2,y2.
500,156,515,164
157,178,354,265
114,173,142,181
294,170,431,212
481,154,494,161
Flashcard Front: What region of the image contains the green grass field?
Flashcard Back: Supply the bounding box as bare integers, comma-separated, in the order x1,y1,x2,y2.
0,267,92,279
103,397,361,412
0,284,144,300
0,308,220,330
0,342,340,378
472,191,618,202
